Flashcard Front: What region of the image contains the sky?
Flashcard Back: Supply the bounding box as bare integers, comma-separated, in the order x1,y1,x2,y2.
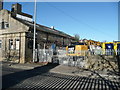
3,2,118,42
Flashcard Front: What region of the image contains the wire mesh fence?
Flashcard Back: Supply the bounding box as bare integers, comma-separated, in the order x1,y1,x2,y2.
36,49,120,66
56,49,120,67
37,49,53,62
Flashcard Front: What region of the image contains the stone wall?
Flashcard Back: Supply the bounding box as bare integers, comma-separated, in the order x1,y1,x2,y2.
25,37,33,62
1,33,26,63
0,9,29,63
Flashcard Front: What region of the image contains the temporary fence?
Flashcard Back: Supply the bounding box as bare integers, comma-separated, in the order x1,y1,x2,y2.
56,49,87,67
37,49,53,63
94,49,120,56
57,49,120,67
36,49,120,66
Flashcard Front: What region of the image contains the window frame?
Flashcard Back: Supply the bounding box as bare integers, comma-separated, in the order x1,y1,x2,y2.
15,39,20,50
0,40,2,48
9,39,14,50
0,21,9,29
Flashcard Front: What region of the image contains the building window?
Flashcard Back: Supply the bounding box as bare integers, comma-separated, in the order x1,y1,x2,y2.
15,39,20,50
1,21,5,29
0,20,9,29
5,23,9,28
0,21,5,29
9,39,13,50
0,40,2,48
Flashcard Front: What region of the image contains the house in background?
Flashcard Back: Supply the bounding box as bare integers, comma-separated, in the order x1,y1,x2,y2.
0,3,75,63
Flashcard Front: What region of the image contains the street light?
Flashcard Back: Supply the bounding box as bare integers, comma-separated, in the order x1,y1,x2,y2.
33,0,37,62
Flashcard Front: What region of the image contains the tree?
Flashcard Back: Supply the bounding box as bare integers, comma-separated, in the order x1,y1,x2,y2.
74,34,80,41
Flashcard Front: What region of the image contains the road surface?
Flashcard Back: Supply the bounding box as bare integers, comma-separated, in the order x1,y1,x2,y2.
2,63,120,90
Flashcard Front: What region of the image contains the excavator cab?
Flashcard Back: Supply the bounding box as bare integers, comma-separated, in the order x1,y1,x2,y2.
66,42,88,57
102,42,114,55
114,42,120,55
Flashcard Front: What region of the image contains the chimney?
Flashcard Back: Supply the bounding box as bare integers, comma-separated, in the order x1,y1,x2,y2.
0,0,3,10
11,3,22,14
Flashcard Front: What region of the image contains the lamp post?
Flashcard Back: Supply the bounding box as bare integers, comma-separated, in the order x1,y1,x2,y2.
33,0,37,62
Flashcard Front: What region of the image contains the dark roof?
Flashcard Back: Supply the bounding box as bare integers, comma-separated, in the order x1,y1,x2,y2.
18,12,32,18
2,9,74,39
15,17,74,39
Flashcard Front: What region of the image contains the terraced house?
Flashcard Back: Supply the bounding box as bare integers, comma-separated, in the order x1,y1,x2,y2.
0,3,74,63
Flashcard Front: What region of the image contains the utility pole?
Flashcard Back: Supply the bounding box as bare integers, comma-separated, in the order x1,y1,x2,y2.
33,0,37,62
118,1,120,75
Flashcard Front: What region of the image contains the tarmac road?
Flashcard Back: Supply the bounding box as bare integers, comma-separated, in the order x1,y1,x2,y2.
2,62,120,90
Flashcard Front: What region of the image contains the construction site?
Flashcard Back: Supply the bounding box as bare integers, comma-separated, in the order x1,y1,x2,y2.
1,1,120,90
2,40,120,89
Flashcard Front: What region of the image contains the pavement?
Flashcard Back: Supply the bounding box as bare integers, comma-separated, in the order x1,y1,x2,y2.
1,61,44,70
50,65,91,76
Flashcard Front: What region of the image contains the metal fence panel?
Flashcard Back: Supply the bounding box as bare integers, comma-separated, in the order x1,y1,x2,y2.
37,49,120,67
37,49,53,62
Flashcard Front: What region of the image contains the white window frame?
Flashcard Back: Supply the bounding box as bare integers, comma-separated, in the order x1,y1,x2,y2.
5,22,9,29
9,39,14,50
15,39,20,50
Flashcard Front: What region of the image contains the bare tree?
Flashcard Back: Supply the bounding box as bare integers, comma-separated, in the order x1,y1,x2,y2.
74,34,80,41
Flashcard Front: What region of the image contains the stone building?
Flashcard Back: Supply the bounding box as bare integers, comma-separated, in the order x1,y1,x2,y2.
0,3,75,63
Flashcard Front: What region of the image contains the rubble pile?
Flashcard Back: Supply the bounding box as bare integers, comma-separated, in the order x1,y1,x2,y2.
84,55,118,71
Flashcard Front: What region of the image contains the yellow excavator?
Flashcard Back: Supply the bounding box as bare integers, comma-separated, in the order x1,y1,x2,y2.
101,41,120,55
101,42,114,55
66,41,120,57
114,42,120,55
66,40,101,57
66,42,88,58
